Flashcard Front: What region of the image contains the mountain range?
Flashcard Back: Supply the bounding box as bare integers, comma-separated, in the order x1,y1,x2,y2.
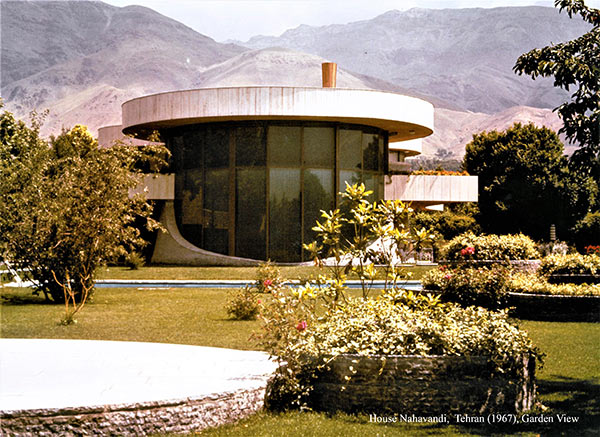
1,1,586,156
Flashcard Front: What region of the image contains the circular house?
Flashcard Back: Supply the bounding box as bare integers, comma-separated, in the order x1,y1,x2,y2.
111,64,476,265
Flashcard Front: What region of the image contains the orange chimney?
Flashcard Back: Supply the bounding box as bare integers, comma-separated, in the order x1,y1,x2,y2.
322,62,337,88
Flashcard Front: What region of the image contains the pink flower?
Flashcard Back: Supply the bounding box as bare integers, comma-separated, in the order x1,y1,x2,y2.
460,246,475,256
296,321,307,331
444,274,452,280
263,279,273,288
257,299,262,304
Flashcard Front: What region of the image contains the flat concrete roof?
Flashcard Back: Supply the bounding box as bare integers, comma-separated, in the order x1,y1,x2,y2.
121,87,434,145
0,339,276,411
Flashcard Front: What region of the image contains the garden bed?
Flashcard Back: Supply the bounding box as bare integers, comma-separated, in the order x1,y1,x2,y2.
309,353,536,415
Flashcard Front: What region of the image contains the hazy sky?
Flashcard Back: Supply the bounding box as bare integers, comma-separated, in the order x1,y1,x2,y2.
101,0,600,42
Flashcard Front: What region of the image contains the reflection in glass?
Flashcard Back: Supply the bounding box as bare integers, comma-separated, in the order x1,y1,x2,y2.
179,168,204,248
204,127,229,168
339,170,362,193
235,126,265,166
204,168,229,254
363,173,380,201
303,169,334,248
236,168,266,260
268,126,301,166
304,127,334,167
269,168,301,262
339,129,362,170
362,133,380,171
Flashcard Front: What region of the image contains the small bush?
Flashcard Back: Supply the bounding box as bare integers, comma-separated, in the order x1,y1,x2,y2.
125,251,145,270
225,286,260,320
441,232,539,261
421,264,511,310
255,261,284,293
538,253,600,276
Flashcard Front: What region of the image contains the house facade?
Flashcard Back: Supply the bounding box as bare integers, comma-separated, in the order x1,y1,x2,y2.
99,64,477,265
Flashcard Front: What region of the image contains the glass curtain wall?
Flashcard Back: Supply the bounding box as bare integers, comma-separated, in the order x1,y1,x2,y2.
171,122,386,262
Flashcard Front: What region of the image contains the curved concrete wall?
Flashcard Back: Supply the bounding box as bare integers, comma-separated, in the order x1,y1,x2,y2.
385,175,478,206
121,87,434,145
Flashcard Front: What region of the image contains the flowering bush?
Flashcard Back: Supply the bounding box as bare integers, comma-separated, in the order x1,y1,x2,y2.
586,245,600,255
225,286,260,320
255,260,284,293
421,264,511,310
538,253,600,276
508,272,600,296
441,232,539,261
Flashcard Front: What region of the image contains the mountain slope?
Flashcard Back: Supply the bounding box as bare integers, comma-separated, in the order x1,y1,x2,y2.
1,0,247,132
237,6,590,114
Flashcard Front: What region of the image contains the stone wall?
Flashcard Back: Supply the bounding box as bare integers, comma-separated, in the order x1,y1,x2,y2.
309,354,535,415
0,387,264,436
508,293,600,322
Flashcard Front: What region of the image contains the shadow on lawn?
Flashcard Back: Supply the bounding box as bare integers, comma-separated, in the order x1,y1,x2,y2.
0,290,53,305
455,377,600,436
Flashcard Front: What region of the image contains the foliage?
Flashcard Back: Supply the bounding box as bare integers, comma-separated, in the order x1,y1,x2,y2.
571,211,600,252
421,264,511,309
255,261,284,293
514,0,600,171
440,232,540,261
538,253,600,276
463,123,596,240
307,299,540,379
0,109,167,309
125,251,145,270
508,272,600,296
413,210,481,241
304,183,436,300
257,184,539,411
225,286,261,320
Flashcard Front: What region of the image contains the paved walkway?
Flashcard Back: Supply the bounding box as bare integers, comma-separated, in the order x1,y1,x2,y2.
0,339,277,411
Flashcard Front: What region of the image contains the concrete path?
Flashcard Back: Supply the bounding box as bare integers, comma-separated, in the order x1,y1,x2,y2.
0,339,277,411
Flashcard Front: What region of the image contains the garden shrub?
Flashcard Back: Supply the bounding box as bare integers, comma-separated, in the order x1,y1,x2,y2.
413,210,480,241
538,253,600,276
225,286,260,320
421,265,511,310
571,211,600,252
508,272,600,296
441,232,539,261
124,251,145,270
258,288,541,410
255,260,284,293
257,184,540,411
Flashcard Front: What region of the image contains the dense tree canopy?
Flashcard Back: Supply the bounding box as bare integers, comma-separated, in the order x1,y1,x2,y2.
0,109,165,303
463,123,596,240
514,0,599,171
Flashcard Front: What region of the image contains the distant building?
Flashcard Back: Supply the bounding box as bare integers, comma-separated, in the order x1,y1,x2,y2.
100,63,477,265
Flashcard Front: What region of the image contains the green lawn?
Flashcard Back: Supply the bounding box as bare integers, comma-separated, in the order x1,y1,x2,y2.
96,264,435,281
1,285,598,436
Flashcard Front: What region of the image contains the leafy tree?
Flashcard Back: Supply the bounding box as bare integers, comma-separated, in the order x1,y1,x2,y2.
0,109,166,314
463,123,596,240
514,0,599,171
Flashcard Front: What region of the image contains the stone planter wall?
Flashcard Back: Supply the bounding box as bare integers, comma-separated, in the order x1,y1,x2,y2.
309,354,535,415
0,387,264,437
508,293,600,322
441,260,540,273
548,274,600,285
